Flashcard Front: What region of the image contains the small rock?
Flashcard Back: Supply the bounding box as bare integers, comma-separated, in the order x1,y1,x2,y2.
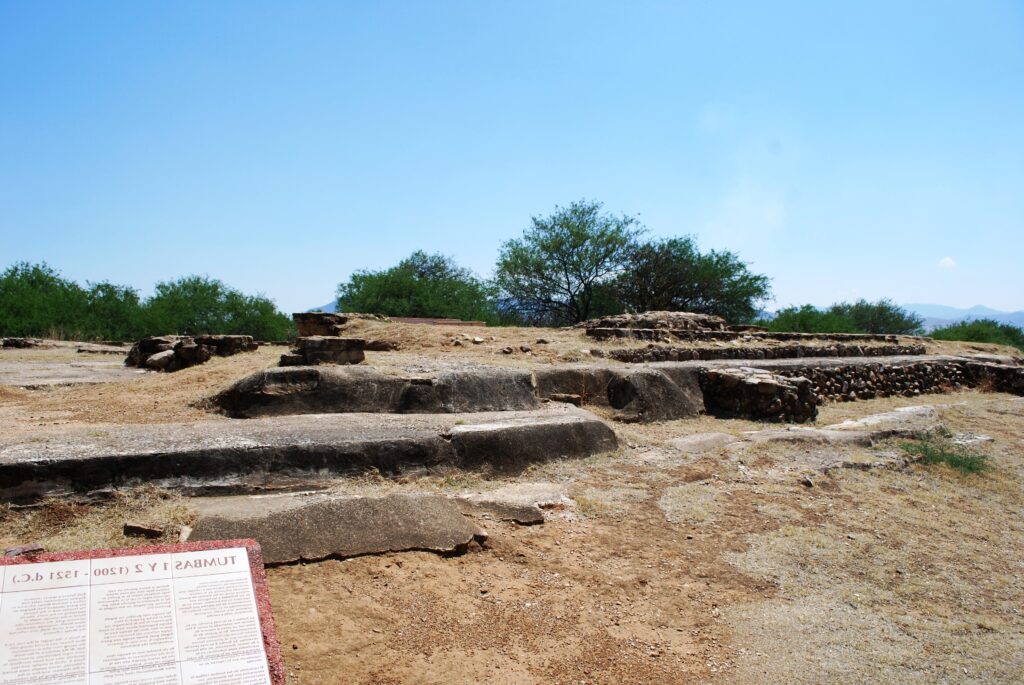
177,524,193,543
123,521,164,538
519,345,532,353
5,543,44,558
472,337,485,344
501,346,515,354
801,476,814,488
144,349,175,371
535,338,549,345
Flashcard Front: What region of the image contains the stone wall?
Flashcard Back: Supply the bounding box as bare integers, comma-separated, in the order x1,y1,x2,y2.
280,337,366,366
586,327,916,344
604,343,927,363
700,368,818,423
582,311,728,331
771,359,1024,404
125,335,258,372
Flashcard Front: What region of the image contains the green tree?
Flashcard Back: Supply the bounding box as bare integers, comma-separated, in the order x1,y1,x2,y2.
832,299,923,335
495,199,643,325
142,276,293,339
762,304,859,333
82,282,144,340
337,251,498,322
930,319,1024,351
615,237,771,323
0,262,88,338
762,299,923,335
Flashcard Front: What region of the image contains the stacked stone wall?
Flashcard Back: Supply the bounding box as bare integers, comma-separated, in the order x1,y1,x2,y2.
771,359,1024,404
606,343,926,363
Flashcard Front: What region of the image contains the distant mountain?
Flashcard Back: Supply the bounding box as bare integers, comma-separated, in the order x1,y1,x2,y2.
902,304,1024,331
308,301,338,313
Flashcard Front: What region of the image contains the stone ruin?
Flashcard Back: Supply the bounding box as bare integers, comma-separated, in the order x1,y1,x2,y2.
125,334,258,372
583,311,729,332
279,313,366,366
1,337,54,349
279,312,400,366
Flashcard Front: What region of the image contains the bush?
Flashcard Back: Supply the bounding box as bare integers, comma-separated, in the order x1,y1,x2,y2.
0,262,293,341
143,276,294,340
615,237,771,323
0,262,90,338
762,299,923,335
900,433,990,474
930,319,1024,351
337,251,499,323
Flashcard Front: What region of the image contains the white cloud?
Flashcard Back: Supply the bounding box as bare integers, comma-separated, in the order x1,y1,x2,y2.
937,256,956,269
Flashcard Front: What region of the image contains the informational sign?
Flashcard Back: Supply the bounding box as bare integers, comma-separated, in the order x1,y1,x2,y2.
0,539,284,685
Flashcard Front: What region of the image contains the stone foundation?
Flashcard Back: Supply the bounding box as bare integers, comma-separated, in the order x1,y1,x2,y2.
605,343,927,363
279,336,365,366
125,335,258,372
700,368,818,422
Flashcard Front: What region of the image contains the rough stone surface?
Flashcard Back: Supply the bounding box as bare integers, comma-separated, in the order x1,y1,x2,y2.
280,336,365,366
1,338,53,349
582,311,728,331
126,335,257,372
293,312,348,336
701,367,818,422
215,365,539,417
0,405,616,499
607,343,927,363
446,412,618,473
667,432,740,454
534,365,705,422
607,368,704,422
452,498,545,525
190,494,485,564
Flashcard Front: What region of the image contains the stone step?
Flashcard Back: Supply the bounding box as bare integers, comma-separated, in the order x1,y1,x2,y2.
0,405,617,501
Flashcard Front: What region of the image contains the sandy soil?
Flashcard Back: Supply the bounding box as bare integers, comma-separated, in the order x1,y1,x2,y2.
2,325,1023,684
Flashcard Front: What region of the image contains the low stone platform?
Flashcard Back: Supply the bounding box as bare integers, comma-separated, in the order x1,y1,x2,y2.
126,334,258,371
279,336,366,366
0,404,617,500
213,354,1023,425
603,342,927,363
216,365,540,417
190,493,488,564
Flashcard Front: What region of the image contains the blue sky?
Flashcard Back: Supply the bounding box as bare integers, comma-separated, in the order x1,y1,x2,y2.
2,1,1022,313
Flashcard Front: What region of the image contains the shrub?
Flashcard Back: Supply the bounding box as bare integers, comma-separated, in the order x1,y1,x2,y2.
338,251,499,323
930,319,1024,351
761,299,923,335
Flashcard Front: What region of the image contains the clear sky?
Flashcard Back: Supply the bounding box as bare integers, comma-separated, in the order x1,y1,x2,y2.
2,1,1022,313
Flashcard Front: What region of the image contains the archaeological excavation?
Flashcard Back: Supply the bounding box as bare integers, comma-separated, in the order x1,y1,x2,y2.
2,311,1023,683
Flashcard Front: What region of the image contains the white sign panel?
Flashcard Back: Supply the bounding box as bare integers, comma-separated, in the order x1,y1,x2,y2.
0,547,272,685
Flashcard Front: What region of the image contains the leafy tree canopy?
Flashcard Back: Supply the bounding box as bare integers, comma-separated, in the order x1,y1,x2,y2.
0,262,293,341
144,276,294,340
337,251,498,323
615,237,771,323
495,199,642,325
762,299,923,335
930,318,1024,351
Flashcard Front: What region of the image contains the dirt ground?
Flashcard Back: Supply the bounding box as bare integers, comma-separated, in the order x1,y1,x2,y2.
1,326,1023,684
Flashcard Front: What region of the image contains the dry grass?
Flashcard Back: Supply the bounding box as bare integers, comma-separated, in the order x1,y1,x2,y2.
0,486,196,553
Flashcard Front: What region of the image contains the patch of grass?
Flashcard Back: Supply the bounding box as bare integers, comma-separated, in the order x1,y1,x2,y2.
900,433,991,474
574,495,614,516
0,486,196,553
